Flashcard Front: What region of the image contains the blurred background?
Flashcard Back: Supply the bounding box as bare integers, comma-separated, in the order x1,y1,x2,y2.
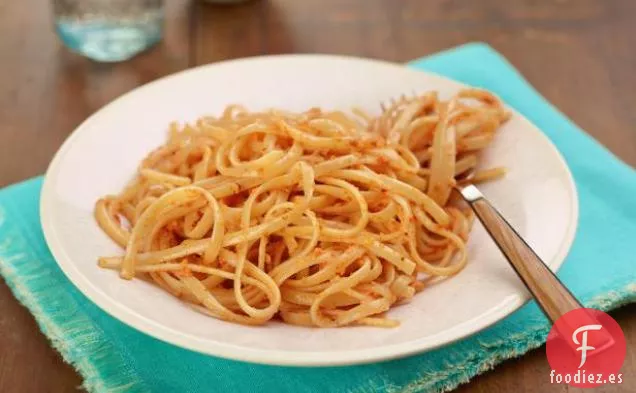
0,1,635,392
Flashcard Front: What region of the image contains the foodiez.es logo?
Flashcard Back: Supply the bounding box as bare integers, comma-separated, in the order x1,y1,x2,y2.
546,308,626,387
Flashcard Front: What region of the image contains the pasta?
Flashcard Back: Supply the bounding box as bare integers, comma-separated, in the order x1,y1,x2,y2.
95,88,510,328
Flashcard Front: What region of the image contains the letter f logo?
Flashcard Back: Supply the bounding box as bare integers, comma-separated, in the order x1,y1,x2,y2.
572,324,602,368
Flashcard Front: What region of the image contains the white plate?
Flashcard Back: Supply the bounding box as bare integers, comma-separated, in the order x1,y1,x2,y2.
41,55,578,366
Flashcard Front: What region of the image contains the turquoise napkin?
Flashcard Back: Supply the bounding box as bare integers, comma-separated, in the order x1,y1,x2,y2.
1,43,635,393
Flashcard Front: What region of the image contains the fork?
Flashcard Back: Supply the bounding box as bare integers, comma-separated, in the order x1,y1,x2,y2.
454,180,622,355
454,176,582,324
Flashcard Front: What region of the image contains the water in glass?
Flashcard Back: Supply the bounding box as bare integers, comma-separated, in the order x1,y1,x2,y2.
53,0,164,62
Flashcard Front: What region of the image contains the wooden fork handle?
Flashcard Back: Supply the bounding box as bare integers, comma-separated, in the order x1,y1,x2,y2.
463,187,582,323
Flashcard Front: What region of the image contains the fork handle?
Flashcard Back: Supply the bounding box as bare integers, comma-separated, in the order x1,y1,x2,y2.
462,186,582,323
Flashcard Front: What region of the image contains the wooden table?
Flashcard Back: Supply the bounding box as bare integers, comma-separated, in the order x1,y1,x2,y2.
0,0,634,391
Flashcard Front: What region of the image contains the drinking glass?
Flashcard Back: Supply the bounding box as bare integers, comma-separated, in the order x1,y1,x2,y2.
52,0,164,62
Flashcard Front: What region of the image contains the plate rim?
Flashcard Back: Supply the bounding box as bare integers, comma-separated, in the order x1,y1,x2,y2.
40,54,579,367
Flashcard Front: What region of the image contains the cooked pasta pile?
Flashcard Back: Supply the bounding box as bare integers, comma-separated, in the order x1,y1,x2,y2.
95,88,510,327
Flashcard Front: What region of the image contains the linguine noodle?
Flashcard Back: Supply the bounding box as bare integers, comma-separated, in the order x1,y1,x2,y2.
95,88,510,327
